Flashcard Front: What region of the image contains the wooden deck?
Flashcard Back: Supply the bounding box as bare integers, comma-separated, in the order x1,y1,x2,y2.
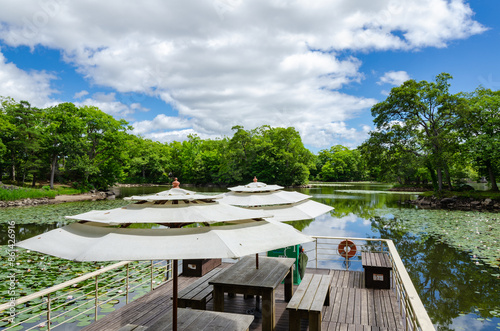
83,265,403,331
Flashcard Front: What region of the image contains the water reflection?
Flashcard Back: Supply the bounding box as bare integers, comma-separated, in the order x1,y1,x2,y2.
375,216,500,330
0,222,67,244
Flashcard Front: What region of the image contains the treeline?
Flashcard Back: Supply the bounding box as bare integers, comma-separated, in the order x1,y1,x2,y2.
0,97,328,189
360,73,499,191
1,72,498,191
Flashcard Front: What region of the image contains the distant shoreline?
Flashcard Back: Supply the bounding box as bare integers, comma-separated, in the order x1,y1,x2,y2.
0,192,110,208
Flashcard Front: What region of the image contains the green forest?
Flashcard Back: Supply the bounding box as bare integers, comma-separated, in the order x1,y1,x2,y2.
0,73,499,191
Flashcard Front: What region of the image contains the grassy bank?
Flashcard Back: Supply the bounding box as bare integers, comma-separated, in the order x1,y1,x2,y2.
0,185,85,201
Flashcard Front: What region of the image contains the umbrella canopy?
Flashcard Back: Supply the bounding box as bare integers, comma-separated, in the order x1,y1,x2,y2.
65,200,270,225
219,177,334,222
65,187,270,225
228,179,283,193
16,220,312,261
219,190,311,206
16,179,312,331
248,199,334,222
125,187,220,201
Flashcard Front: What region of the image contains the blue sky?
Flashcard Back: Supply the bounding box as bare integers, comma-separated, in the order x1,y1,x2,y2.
0,0,498,152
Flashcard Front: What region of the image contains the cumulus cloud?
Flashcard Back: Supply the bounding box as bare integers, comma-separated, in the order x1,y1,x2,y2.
378,71,411,86
0,51,56,106
144,129,203,143
73,90,88,99
74,92,140,119
132,114,191,136
0,0,487,147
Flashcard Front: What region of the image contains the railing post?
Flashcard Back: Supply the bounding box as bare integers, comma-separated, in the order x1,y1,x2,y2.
315,239,318,269
165,260,170,280
150,261,154,291
126,263,130,304
344,239,349,271
46,293,51,331
94,275,99,321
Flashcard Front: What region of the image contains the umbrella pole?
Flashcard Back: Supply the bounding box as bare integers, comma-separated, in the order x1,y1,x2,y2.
173,259,178,331
256,253,259,269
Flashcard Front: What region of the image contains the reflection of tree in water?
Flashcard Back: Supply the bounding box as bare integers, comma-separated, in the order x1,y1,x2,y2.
284,218,314,232
327,193,387,219
299,183,416,220
372,216,500,328
0,222,67,245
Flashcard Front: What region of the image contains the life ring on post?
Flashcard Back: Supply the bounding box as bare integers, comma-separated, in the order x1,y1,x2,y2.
338,240,357,259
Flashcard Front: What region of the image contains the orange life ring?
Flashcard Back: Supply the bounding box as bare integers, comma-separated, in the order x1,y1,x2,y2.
338,240,357,259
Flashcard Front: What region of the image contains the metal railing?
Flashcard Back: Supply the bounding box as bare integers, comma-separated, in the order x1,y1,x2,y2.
308,236,435,331
2,238,434,331
0,260,173,330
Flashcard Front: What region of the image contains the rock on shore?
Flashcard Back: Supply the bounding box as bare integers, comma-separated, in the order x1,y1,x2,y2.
407,196,500,212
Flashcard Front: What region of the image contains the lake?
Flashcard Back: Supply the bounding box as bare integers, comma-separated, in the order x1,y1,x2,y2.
1,183,499,330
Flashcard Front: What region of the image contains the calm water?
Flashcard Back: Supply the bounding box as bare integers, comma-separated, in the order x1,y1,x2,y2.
1,183,499,330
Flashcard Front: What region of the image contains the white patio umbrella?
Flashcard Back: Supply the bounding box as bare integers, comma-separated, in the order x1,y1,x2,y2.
17,180,313,331
64,188,268,226
17,220,312,261
219,177,334,222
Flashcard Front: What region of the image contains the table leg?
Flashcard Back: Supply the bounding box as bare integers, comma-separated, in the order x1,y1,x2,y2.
289,311,300,331
309,311,321,331
261,289,275,331
213,286,224,312
284,266,293,302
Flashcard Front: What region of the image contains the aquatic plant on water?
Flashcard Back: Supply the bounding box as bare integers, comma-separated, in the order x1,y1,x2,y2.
0,247,168,330
0,200,129,225
374,208,500,270
0,199,166,330
373,208,500,326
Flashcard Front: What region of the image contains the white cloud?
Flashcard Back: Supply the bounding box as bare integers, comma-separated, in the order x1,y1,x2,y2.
0,51,56,106
378,71,411,86
301,213,360,238
0,0,487,147
144,129,201,143
74,92,138,119
73,90,88,99
132,114,191,136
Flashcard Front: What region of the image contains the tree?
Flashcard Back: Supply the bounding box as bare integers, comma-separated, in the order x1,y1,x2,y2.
218,125,313,186
371,73,459,191
0,97,17,176
41,103,85,189
316,145,365,182
124,135,170,183
457,87,500,191
1,100,43,185
221,125,255,183
67,106,131,190
254,126,314,186
360,127,431,185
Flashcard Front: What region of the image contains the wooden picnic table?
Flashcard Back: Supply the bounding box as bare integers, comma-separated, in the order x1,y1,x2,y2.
209,256,295,331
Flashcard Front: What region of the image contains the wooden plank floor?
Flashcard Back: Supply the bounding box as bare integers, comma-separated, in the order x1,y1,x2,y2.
83,266,403,331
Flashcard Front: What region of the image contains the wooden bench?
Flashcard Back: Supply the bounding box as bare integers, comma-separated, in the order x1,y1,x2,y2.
361,252,392,289
148,307,254,331
175,267,225,310
286,273,332,331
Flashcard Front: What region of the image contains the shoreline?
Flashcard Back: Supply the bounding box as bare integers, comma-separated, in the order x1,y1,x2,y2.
0,191,111,208
404,195,500,212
